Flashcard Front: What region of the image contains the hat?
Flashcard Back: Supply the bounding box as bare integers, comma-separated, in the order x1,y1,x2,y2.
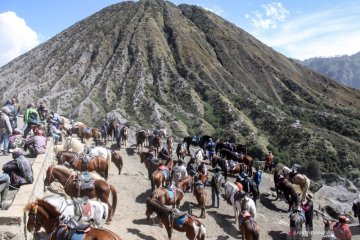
215,166,221,171
339,216,348,223
306,193,313,200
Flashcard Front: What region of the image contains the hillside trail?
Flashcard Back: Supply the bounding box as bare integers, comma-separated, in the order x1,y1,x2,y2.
48,131,358,240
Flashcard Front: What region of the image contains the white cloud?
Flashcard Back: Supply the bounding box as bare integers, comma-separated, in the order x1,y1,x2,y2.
0,11,40,67
253,5,360,60
205,6,224,16
247,2,289,30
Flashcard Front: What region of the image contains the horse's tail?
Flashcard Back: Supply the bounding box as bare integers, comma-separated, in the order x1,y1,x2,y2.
102,202,109,223
107,150,111,173
198,222,206,240
110,184,117,216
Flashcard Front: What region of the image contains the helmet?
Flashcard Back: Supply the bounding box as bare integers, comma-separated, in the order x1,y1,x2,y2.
35,129,43,136
1,107,10,114
12,148,24,159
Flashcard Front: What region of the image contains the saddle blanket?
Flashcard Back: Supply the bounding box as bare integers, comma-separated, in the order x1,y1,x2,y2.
83,202,91,216
175,215,188,228
83,128,92,134
167,190,175,199
57,226,85,240
79,180,95,191
162,170,168,179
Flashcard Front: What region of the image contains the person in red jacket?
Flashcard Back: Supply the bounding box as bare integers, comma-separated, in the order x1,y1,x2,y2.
333,216,352,240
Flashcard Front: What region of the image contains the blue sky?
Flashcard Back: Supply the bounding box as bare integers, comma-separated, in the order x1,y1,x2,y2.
1,0,360,66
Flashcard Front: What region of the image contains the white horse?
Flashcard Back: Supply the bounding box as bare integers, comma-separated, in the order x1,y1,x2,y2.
43,195,109,228
194,148,206,167
280,166,310,202
223,181,256,227
63,136,84,153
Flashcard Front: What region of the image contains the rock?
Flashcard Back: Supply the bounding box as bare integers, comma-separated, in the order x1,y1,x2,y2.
324,205,342,219
310,180,322,192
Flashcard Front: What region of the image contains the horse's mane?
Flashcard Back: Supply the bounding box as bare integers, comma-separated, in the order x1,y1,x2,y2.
146,198,169,217
24,199,62,218
54,165,72,173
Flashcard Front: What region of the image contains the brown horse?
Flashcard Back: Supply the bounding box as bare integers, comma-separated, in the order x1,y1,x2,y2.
177,176,194,193
148,134,162,156
239,212,260,240
44,166,117,221
136,130,147,153
194,173,207,218
152,159,174,189
120,125,130,148
176,142,186,160
212,156,247,180
166,137,174,156
145,198,206,240
57,151,109,179
274,171,299,212
111,150,123,175
25,199,122,239
151,186,184,208
78,126,101,145
139,151,161,190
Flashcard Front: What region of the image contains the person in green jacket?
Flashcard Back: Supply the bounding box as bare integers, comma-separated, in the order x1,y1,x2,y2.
23,103,40,138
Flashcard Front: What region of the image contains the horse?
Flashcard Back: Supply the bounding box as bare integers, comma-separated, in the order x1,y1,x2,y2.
193,173,207,218
43,195,109,228
241,177,259,204
111,150,123,175
223,181,256,225
176,142,187,160
25,199,122,239
136,130,147,153
212,157,246,180
289,208,305,240
194,148,206,167
280,166,310,202
88,146,122,175
78,126,101,145
63,136,84,153
238,211,260,240
274,171,299,211
148,134,162,156
177,176,194,193
322,219,337,240
153,159,174,189
220,149,253,176
120,125,130,148
145,198,206,240
107,120,118,142
167,137,174,156
183,135,211,154
57,151,109,179
352,201,360,225
151,186,184,208
44,166,117,221
139,151,161,190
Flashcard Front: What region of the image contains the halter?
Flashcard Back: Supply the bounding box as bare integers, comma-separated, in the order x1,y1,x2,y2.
48,166,75,189
30,203,40,236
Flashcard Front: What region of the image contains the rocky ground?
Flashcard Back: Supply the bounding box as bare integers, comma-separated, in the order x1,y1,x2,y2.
40,128,360,239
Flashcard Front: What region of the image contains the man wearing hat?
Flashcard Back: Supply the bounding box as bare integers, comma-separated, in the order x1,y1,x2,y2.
210,166,223,208
0,107,13,156
301,193,314,238
333,216,352,240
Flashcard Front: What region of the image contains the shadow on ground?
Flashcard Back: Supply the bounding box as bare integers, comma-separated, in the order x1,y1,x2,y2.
268,230,288,240
207,210,239,238
135,189,152,204
126,147,135,156
127,228,157,240
260,193,287,213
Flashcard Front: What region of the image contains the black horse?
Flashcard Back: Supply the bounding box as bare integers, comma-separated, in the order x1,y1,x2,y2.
216,142,247,155
183,135,212,155
352,201,360,225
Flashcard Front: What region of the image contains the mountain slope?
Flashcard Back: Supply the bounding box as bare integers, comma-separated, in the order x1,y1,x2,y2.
303,51,360,89
1,0,360,177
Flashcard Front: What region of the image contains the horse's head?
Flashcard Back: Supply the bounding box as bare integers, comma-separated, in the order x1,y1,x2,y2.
25,201,43,233
44,165,55,186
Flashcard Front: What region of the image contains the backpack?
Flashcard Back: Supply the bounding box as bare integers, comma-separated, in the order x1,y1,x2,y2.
28,110,39,125
211,175,222,192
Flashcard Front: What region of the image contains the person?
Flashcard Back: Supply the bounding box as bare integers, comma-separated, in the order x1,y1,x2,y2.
11,98,20,129
253,165,262,192
2,149,33,188
210,166,223,208
0,172,10,209
186,157,198,181
100,121,109,141
197,161,208,176
49,111,61,128
24,129,47,157
23,104,40,138
301,193,314,238
333,216,352,240
8,128,25,151
48,122,62,144
4,99,16,130
234,177,244,192
37,102,48,121
0,107,13,156
171,159,188,185
206,138,216,163
264,150,274,172
289,205,306,237
158,146,170,161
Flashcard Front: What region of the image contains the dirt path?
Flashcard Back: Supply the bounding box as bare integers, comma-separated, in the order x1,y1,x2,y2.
47,132,358,240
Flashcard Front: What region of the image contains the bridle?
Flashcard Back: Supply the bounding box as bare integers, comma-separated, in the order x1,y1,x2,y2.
47,166,75,189
29,203,41,236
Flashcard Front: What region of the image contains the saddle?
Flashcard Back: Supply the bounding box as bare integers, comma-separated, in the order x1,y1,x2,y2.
83,128,92,134
76,172,95,191
194,180,204,190
80,154,91,171
172,209,188,228
288,171,298,180
57,218,91,240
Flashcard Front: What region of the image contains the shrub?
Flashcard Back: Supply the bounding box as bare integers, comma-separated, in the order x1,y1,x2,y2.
305,160,321,181
247,144,264,161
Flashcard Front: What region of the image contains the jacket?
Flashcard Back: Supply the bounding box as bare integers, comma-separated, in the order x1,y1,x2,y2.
0,113,12,134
